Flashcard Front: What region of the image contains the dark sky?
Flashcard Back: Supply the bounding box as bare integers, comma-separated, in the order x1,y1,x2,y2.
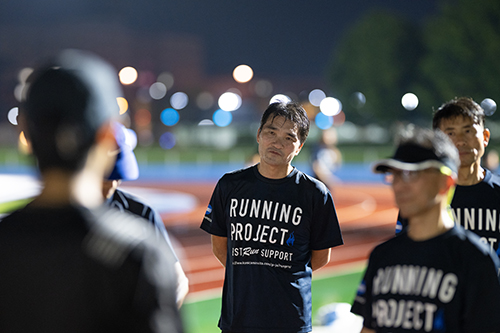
1,0,438,77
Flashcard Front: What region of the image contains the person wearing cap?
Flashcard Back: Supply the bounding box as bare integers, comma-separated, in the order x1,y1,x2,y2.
200,101,343,333
352,125,500,333
0,49,183,332
103,121,189,308
395,97,500,257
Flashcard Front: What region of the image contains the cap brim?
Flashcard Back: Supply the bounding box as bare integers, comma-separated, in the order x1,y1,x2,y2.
372,159,448,174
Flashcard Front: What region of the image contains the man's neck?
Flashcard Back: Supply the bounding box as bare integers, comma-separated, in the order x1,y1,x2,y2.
457,162,484,186
33,169,104,209
257,162,294,179
407,205,453,241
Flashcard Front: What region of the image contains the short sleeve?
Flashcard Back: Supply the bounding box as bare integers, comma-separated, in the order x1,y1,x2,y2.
351,253,375,329
200,180,228,237
462,251,500,332
310,189,343,250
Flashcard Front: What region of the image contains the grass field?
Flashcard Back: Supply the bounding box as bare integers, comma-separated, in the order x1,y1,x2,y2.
0,198,32,215
181,267,365,333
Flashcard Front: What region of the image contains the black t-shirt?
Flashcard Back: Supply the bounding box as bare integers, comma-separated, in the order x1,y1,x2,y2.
201,165,343,333
0,203,183,333
352,226,500,332
396,169,500,256
108,188,177,260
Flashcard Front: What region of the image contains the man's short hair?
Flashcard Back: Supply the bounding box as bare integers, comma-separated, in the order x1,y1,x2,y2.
259,101,310,144
21,49,121,173
432,97,485,129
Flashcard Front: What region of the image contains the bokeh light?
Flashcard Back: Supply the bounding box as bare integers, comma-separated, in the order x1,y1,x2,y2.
315,112,333,130
119,66,138,85
170,92,189,110
270,94,291,104
14,84,24,102
149,82,167,100
481,98,497,116
135,108,152,127
401,93,419,111
18,67,33,83
333,111,346,127
160,108,180,126
233,64,254,83
198,119,214,126
350,92,366,109
218,92,242,111
116,97,128,115
196,92,214,110
138,71,155,87
320,97,342,116
138,129,154,146
159,132,176,149
136,87,152,103
213,109,233,127
308,89,326,107
255,80,273,97
158,72,175,90
7,107,19,125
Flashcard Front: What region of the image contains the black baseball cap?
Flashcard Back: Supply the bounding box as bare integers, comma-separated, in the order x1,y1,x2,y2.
372,142,458,176
23,49,121,135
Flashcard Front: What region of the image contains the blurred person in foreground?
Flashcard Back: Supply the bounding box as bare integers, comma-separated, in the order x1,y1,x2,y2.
103,121,189,307
310,127,342,192
396,97,500,257
352,125,500,332
201,101,344,333
0,49,183,332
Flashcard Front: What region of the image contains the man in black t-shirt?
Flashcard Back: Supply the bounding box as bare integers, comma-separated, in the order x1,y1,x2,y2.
353,125,500,333
0,50,183,332
396,97,500,257
201,102,343,333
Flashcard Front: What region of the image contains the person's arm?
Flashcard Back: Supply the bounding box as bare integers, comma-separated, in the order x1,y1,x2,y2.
311,248,331,271
174,262,189,308
211,235,227,267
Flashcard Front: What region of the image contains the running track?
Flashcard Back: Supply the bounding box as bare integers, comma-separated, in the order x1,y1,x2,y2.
126,181,398,300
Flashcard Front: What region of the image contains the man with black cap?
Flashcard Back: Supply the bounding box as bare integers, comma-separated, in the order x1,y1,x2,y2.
0,49,183,332
351,125,500,333
103,121,189,307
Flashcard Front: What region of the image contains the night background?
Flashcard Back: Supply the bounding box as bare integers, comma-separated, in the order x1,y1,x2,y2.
0,0,499,159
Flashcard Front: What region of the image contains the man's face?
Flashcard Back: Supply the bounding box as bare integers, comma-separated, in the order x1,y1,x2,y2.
438,116,490,168
257,116,303,168
391,168,445,219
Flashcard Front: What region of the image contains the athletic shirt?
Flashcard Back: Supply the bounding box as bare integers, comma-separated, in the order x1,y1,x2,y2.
352,226,500,332
200,165,343,333
107,188,177,260
0,204,183,332
396,169,500,256
449,169,500,254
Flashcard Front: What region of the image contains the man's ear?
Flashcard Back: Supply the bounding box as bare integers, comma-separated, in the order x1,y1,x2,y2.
95,121,117,150
295,142,304,156
17,112,32,154
439,175,455,194
484,128,491,147
256,129,261,144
